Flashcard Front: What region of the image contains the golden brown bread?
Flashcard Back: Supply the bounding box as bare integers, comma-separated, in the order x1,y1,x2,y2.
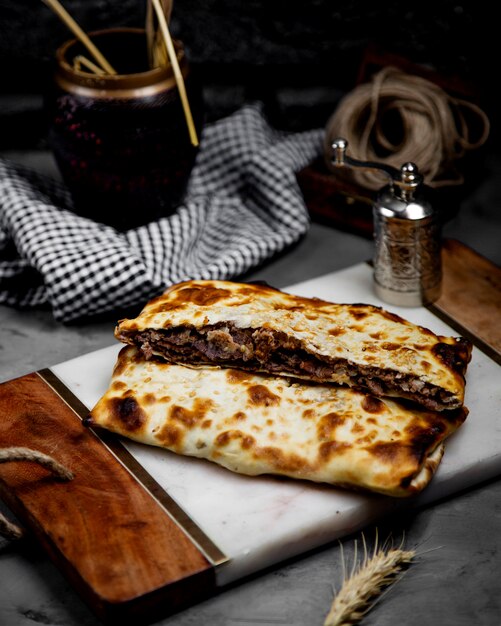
115,279,472,411
87,346,468,497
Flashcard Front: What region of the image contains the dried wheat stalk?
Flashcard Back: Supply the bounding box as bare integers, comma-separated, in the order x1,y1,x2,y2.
324,532,415,626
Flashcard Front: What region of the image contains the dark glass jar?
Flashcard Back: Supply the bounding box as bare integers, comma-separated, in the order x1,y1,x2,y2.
46,28,203,230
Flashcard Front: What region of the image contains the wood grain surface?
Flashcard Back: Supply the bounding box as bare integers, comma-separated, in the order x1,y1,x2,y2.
0,372,214,624
430,239,501,361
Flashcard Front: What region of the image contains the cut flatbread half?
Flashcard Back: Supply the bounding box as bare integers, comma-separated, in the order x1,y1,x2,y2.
115,280,472,411
86,346,468,498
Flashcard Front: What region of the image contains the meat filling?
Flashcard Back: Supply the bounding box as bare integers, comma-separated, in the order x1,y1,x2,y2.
119,323,458,411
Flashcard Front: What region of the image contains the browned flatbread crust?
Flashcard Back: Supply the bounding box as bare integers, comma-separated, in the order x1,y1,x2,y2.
115,280,472,411
87,346,468,498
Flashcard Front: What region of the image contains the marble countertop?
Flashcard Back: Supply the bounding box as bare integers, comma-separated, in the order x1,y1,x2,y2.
1,149,500,626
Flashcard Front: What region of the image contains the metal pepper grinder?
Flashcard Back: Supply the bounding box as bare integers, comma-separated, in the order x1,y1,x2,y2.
330,138,442,306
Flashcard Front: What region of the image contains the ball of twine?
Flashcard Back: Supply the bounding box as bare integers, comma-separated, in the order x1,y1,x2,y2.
324,66,490,191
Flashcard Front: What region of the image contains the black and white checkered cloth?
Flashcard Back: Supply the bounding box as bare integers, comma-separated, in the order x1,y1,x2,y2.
0,104,323,322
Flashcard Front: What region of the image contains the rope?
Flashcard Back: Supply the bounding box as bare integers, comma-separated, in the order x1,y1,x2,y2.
324,66,490,191
0,447,74,541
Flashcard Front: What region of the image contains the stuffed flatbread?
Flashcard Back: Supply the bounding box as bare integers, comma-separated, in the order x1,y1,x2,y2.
86,346,468,497
115,280,472,411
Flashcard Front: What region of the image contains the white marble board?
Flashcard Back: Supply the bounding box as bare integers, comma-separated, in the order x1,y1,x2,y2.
51,263,501,586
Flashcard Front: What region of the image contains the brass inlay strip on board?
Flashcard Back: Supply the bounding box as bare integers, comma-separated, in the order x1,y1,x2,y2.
37,368,228,567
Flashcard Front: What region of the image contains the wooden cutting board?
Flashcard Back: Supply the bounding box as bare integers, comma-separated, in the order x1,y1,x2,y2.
432,239,501,359
0,239,499,624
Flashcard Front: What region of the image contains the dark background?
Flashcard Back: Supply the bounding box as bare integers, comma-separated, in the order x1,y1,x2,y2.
0,0,495,150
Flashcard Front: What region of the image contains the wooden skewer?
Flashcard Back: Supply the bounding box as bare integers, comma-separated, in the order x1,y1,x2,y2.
151,0,199,147
146,1,168,70
41,0,117,75
154,28,168,67
73,54,106,75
